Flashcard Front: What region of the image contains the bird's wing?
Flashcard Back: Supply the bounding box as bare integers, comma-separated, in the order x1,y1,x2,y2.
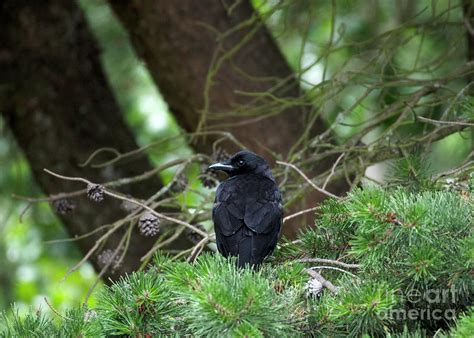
213,177,282,234
243,180,282,235
212,180,244,237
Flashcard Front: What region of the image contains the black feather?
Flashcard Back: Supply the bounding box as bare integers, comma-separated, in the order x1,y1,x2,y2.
210,151,282,267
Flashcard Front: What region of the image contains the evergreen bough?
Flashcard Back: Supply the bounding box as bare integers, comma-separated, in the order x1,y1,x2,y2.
1,185,472,337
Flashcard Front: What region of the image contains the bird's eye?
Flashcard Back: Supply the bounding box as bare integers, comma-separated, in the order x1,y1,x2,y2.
237,159,245,166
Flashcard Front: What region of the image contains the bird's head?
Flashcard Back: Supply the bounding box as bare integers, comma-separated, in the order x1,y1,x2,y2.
208,150,273,179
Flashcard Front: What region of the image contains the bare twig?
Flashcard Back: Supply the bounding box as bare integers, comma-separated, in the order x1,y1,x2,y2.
187,234,216,263
309,266,359,279
44,224,113,244
12,190,86,203
61,219,124,281
140,225,187,265
296,257,360,269
433,157,474,180
44,297,71,320
276,161,341,199
83,224,131,304
283,206,320,223
417,116,474,127
322,153,345,190
18,203,32,223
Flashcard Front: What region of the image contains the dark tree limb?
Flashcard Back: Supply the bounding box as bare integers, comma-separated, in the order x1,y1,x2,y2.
0,0,190,280
464,1,474,92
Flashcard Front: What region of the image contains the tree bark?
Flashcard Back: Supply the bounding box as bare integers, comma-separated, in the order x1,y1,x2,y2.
0,0,189,280
463,0,474,94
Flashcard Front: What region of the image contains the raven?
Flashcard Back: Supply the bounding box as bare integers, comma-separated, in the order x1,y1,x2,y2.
209,150,282,268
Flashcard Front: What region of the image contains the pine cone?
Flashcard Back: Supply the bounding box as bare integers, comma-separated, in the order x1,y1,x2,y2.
87,183,104,202
199,148,230,188
213,148,230,163
305,278,323,298
97,249,121,273
199,167,219,189
185,223,206,244
170,173,188,194
84,310,97,322
138,212,160,237
52,198,75,215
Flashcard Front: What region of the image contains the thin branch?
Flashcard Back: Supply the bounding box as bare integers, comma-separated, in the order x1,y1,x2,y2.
44,297,71,320
105,191,208,238
283,206,320,223
83,224,131,304
322,153,345,190
296,257,361,269
61,219,124,281
12,190,86,203
18,203,32,223
187,234,216,263
276,161,341,199
433,157,474,180
44,224,113,244
417,116,474,127
309,266,359,279
278,239,302,248
140,225,187,264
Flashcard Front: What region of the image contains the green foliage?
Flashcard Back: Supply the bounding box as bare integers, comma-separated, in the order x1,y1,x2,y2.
327,279,399,336
1,309,56,337
160,254,301,337
302,198,354,259
281,186,473,335
450,308,474,338
0,306,102,338
2,186,472,337
96,271,175,336
59,307,103,337
387,153,433,191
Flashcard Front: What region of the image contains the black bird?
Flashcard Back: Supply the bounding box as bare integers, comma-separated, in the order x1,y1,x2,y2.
209,150,282,268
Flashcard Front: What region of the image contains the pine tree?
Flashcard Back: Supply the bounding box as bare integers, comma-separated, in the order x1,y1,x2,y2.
1,180,472,337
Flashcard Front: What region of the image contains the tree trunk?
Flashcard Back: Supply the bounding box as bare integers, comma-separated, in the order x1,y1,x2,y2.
0,0,190,280
464,0,474,94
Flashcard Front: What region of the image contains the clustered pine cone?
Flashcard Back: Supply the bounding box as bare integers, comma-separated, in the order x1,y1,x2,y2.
305,278,324,298
87,183,105,202
52,198,75,215
83,310,98,322
97,249,122,273
199,169,219,189
199,148,230,188
213,148,230,163
185,223,206,244
138,212,160,237
170,173,188,194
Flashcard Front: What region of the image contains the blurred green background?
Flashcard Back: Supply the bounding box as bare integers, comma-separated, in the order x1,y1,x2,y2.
0,0,471,313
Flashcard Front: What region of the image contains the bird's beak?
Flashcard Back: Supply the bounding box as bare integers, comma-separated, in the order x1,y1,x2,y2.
208,162,234,171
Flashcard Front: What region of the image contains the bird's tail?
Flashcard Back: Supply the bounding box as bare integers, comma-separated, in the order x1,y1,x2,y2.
237,231,254,268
